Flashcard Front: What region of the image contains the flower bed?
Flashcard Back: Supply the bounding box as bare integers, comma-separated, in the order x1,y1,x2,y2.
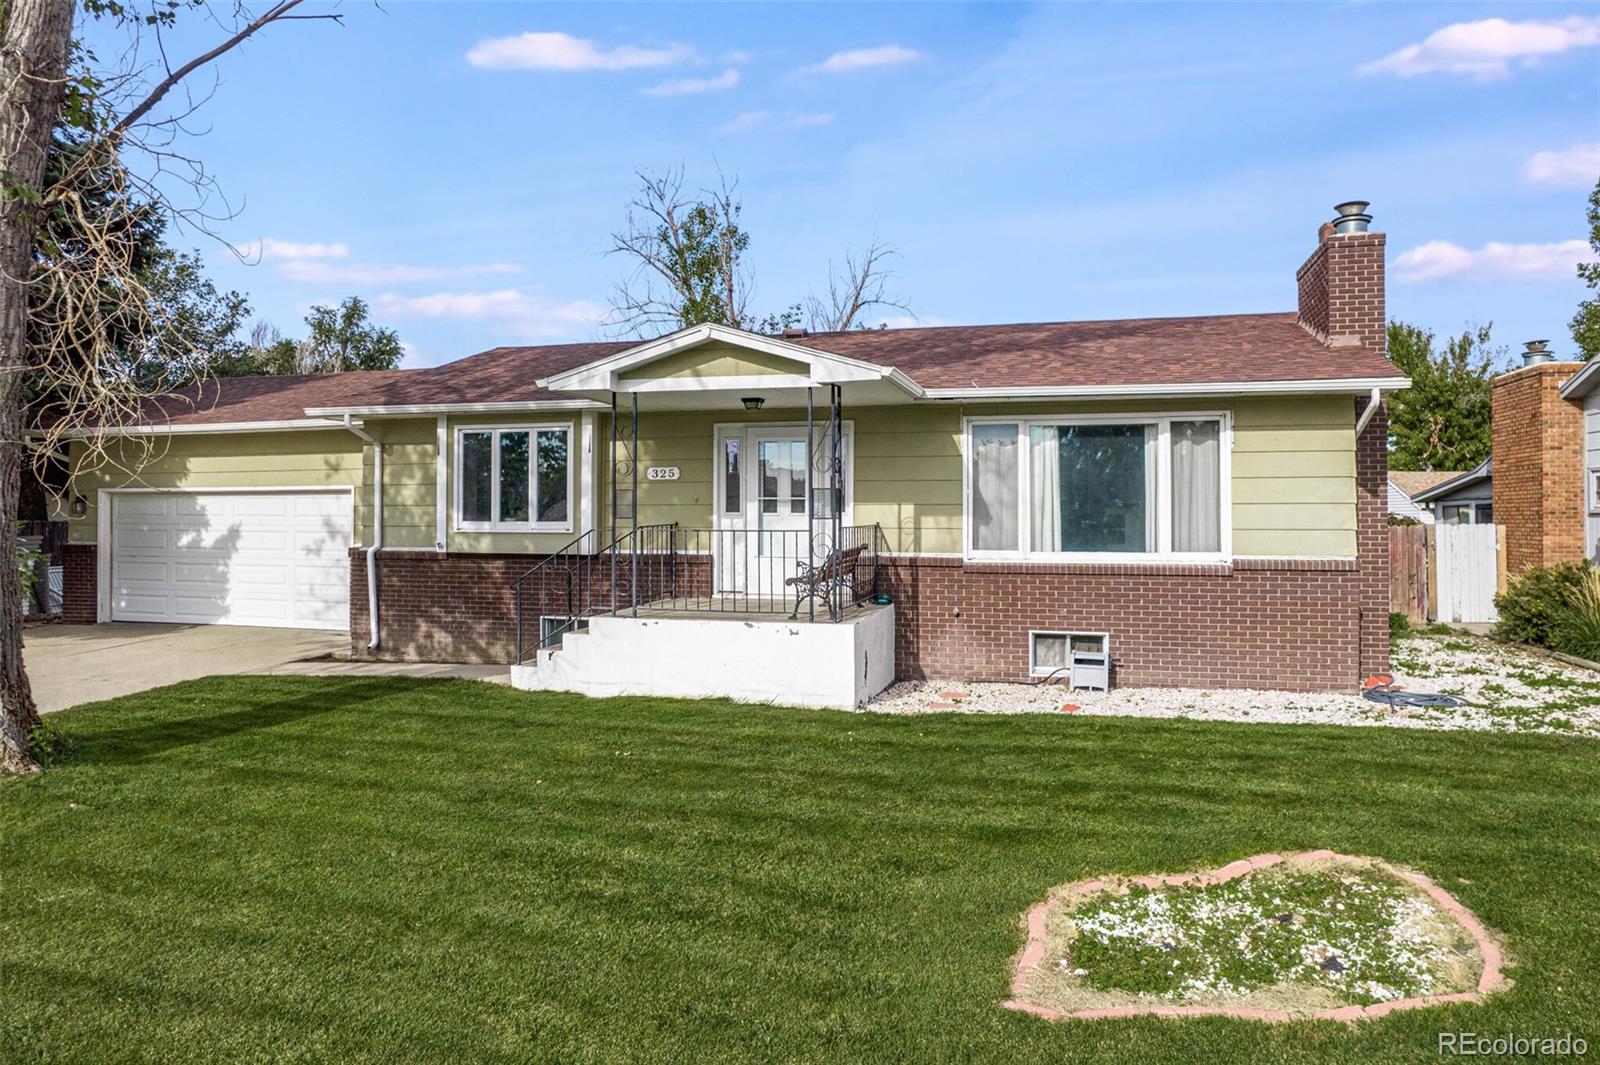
1006,852,1507,1022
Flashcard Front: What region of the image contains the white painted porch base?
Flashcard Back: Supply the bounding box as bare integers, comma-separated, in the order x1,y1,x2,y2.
510,606,896,711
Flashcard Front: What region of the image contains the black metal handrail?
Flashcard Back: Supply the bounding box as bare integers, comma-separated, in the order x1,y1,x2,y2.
511,523,677,664
513,522,885,664
626,523,883,622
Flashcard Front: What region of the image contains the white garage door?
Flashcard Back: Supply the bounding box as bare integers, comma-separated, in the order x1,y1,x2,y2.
110,490,353,630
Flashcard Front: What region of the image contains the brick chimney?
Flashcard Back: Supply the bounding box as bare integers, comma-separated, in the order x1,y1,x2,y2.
1297,201,1386,354
1491,342,1585,572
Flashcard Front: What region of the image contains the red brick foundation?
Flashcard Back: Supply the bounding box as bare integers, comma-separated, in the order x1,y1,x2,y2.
877,556,1364,690
61,543,97,624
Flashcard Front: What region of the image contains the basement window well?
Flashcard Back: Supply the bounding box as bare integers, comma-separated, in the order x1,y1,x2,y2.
1030,631,1110,691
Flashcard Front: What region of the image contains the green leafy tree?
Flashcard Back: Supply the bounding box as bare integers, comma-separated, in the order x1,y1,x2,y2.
298,297,401,373
1386,321,1502,472
1572,178,1600,361
220,297,401,377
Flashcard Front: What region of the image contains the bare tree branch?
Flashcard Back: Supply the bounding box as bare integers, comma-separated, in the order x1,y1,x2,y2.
805,239,909,332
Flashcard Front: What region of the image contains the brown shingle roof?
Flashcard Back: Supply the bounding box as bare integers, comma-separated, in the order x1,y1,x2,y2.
790,312,1396,389
1388,470,1467,498
124,312,1399,427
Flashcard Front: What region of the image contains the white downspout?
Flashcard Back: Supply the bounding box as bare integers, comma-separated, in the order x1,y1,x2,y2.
1355,386,1381,436
343,414,383,650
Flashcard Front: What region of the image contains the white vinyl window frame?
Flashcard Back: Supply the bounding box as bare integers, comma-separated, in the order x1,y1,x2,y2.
453,423,575,534
1589,469,1600,513
961,411,1232,564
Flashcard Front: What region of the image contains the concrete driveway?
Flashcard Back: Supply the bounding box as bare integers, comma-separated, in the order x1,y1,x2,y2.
24,623,346,713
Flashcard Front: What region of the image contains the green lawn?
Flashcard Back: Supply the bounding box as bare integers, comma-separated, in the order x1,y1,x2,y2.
4,676,1599,1063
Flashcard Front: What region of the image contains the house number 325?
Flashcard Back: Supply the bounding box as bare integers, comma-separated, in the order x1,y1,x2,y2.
646,467,680,481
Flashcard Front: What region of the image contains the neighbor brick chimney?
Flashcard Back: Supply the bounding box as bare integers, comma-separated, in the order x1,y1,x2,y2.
1491,343,1585,572
1297,201,1386,354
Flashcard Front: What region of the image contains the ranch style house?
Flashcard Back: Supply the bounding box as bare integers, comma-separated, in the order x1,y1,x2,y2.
58,202,1406,709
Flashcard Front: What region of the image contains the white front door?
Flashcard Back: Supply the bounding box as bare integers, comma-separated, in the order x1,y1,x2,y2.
747,429,810,598
713,423,853,599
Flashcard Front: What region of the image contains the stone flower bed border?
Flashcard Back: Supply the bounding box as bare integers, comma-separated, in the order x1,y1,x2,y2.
1004,850,1508,1023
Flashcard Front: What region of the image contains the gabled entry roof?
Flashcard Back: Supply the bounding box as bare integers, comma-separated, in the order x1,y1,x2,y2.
538,323,923,399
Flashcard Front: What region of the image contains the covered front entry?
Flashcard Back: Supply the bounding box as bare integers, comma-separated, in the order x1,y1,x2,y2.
711,421,854,598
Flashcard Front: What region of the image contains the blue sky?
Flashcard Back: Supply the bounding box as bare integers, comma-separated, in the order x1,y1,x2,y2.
91,2,1600,369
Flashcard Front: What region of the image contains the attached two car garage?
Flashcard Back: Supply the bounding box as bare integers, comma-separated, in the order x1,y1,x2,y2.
105,490,353,631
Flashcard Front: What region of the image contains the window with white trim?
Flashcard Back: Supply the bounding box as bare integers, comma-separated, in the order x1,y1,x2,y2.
965,414,1228,560
456,426,572,532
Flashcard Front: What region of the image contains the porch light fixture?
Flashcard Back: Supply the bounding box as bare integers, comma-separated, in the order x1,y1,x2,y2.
69,493,88,519
741,396,765,410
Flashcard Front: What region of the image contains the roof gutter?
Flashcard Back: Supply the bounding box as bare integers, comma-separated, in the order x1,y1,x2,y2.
920,376,1410,401
341,414,383,651
1355,386,1382,436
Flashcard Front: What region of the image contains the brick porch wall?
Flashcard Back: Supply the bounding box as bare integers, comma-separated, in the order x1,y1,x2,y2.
61,543,97,624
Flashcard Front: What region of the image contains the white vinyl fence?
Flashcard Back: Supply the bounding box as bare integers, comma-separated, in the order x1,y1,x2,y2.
1434,524,1500,624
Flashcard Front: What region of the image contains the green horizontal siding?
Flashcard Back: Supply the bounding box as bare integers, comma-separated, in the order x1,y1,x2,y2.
68,395,1359,561
66,430,365,544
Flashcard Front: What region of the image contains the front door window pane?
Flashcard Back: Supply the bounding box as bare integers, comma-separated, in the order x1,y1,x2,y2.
759,439,804,517
723,438,741,514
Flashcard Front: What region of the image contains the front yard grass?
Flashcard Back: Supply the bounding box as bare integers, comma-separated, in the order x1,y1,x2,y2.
4,676,1598,1063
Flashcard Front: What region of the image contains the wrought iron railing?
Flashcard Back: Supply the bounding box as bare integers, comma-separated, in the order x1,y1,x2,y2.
633,524,883,622
513,522,885,665
511,523,676,664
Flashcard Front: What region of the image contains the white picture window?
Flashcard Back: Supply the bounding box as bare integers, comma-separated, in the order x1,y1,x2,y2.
965,413,1229,561
1590,469,1600,513
456,425,572,532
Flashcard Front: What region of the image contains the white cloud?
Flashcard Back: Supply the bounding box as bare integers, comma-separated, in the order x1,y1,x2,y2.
1525,142,1600,186
278,260,521,285
1393,239,1598,282
718,110,835,136
643,68,740,96
466,31,692,72
240,238,349,261
1359,16,1600,79
804,44,922,74
373,288,604,339
717,110,770,135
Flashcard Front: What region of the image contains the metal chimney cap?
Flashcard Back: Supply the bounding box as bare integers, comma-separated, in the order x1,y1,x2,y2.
1331,201,1372,235
1523,339,1555,367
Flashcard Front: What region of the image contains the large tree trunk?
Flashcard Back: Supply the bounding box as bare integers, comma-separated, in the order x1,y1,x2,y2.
0,0,75,774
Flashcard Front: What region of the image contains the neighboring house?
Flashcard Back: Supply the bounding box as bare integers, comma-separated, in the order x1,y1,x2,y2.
1408,463,1492,526
1561,355,1600,565
1387,470,1466,524
1490,343,1592,572
58,202,1404,702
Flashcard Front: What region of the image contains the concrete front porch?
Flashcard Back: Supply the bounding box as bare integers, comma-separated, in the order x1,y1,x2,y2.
511,602,895,710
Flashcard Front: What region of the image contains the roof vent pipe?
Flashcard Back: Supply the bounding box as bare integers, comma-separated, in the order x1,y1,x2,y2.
1522,339,1554,367
1331,201,1372,235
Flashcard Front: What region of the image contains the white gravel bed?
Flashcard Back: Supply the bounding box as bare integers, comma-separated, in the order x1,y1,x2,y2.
864,634,1600,737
